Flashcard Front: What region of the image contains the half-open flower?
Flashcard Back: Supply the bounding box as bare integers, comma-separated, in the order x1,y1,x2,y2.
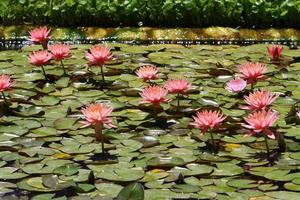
297,110,300,119
86,45,112,66
267,45,283,61
190,110,226,135
0,75,14,92
49,43,71,61
139,86,168,106
136,65,158,81
81,103,116,128
226,79,247,93
243,110,278,139
165,79,192,94
241,90,278,110
29,27,51,49
29,50,51,66
238,62,267,84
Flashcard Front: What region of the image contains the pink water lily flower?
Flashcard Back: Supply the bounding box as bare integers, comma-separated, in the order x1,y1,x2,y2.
296,110,300,119
139,86,169,106
243,110,278,139
81,103,115,128
226,79,247,93
81,103,116,153
165,79,192,94
29,50,51,66
238,62,267,84
86,45,113,84
190,110,226,135
0,75,14,92
136,65,158,82
267,45,283,61
49,43,70,61
86,45,112,66
241,90,278,110
29,27,51,49
29,50,52,80
49,43,71,75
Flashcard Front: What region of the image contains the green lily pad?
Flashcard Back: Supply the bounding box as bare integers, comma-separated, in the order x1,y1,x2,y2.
89,164,144,182
30,127,58,137
116,182,144,200
147,157,185,167
53,164,79,176
227,179,258,189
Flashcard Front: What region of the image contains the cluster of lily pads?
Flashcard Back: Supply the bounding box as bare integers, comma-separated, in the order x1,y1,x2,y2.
1,27,300,199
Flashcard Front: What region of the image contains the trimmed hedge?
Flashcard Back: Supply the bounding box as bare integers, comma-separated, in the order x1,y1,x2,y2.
0,0,300,28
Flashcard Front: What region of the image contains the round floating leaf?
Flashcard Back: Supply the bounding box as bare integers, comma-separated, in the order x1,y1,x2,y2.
227,179,258,189
258,184,278,191
53,118,78,130
116,182,144,200
147,157,185,167
0,167,28,179
30,127,58,137
264,170,291,181
183,164,213,176
96,183,123,198
90,164,144,182
266,191,300,200
212,163,244,176
31,194,55,200
141,169,169,182
284,182,300,191
290,152,300,160
53,165,79,176
171,184,201,193
222,135,256,144
76,183,95,193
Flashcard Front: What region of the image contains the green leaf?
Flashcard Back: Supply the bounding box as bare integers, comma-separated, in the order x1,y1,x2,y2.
117,182,144,200
53,165,79,176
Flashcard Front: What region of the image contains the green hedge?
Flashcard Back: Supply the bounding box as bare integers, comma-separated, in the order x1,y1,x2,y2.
0,0,300,28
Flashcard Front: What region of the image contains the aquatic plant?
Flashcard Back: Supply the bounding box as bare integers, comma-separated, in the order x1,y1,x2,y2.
238,62,267,89
135,65,158,83
267,45,283,61
190,110,226,151
139,86,168,106
241,90,278,111
0,75,14,103
81,103,116,154
28,27,51,50
1,42,299,199
164,78,191,108
86,45,112,85
243,110,279,156
28,50,51,81
225,79,247,93
49,43,71,76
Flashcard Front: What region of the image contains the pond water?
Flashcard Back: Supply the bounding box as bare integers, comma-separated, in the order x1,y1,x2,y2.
0,43,300,199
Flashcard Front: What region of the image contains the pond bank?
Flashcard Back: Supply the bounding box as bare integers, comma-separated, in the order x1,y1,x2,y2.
1,26,300,41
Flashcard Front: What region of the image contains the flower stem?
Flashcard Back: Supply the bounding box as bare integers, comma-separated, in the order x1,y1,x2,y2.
209,131,215,150
60,60,67,76
264,134,270,157
100,65,105,84
1,91,7,103
41,65,48,81
42,41,47,50
95,123,105,154
177,93,180,108
250,83,254,91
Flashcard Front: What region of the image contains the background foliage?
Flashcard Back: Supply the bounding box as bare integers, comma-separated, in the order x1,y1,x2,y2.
0,0,300,28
